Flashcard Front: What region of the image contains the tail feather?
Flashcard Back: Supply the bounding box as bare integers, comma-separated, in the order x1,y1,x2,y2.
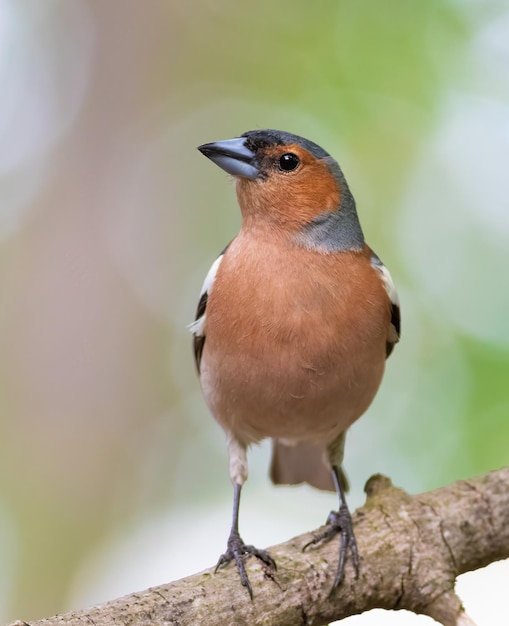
270,439,348,493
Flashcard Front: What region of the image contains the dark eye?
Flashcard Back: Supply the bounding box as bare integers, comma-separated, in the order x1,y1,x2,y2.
278,153,300,172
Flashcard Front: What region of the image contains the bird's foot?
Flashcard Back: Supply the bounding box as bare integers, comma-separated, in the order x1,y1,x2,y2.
215,530,276,599
303,504,359,590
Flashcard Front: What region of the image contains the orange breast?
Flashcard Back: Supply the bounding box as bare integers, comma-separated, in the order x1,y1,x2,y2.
199,231,391,446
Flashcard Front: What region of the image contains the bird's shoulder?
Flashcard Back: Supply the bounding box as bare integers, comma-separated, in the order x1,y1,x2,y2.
369,250,400,357
189,243,230,373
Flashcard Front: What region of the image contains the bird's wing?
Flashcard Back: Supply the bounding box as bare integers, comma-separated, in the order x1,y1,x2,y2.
188,244,229,373
370,253,400,357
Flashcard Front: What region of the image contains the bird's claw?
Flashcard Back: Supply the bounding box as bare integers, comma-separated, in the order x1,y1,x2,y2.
303,503,359,590
215,531,276,599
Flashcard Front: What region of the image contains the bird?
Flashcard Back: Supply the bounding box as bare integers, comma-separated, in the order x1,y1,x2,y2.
190,129,400,598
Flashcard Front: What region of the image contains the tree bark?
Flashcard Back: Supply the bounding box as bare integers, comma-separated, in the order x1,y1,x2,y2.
11,467,509,626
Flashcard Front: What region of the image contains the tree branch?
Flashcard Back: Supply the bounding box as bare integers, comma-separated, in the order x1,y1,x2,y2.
12,467,509,626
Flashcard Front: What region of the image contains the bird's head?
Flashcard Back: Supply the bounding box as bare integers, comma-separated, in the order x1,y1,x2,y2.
198,129,364,252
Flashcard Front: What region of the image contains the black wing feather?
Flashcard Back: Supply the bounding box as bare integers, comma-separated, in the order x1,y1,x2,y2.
193,292,208,373
386,301,401,357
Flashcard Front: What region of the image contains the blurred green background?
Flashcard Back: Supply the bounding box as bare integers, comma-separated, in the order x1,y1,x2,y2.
0,1,508,624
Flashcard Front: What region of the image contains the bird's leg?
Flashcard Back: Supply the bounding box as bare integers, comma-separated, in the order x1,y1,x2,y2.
215,482,276,599
303,464,359,590
215,436,275,598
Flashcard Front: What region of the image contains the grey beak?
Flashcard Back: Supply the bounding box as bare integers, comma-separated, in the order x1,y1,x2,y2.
198,137,260,180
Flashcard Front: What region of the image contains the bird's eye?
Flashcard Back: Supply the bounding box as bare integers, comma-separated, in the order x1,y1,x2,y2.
278,153,300,172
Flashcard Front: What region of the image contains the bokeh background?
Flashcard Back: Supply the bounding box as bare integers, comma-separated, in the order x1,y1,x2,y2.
1,1,508,624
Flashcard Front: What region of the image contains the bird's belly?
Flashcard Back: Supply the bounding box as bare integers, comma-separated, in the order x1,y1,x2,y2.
200,333,385,446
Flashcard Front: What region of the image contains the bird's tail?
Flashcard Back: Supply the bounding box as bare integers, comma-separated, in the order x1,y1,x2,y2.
270,439,348,493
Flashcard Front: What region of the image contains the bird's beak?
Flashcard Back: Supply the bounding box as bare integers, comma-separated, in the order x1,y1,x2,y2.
197,137,260,180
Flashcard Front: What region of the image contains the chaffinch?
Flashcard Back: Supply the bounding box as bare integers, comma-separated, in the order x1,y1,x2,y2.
191,129,400,598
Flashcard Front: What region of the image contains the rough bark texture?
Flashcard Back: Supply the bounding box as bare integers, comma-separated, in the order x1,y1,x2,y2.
11,468,509,626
